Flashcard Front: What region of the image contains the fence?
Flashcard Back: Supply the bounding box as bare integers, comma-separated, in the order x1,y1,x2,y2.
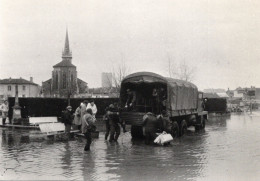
8,97,119,119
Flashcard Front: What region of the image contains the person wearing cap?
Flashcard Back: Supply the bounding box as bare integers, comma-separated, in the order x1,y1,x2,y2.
62,106,74,138
0,100,9,125
86,99,97,118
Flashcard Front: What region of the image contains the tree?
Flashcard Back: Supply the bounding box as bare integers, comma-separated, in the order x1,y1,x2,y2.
111,59,131,92
167,55,196,82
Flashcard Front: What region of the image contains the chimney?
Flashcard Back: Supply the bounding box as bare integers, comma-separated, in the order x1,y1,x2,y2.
30,77,33,82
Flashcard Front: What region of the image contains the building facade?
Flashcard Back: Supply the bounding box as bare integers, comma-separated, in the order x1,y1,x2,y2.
42,30,88,97
0,77,40,100
101,72,112,88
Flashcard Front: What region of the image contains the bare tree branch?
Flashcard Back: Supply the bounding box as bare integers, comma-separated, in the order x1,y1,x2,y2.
167,55,196,82
111,57,131,92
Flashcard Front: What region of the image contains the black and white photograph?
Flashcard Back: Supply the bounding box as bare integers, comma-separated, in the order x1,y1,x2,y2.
0,0,260,180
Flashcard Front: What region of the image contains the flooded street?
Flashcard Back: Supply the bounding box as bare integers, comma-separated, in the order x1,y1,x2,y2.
0,113,260,181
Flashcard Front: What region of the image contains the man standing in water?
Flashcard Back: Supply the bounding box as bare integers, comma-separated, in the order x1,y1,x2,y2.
82,108,96,151
62,106,74,138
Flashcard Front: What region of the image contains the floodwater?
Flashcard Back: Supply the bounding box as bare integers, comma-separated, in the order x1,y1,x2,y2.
0,113,260,181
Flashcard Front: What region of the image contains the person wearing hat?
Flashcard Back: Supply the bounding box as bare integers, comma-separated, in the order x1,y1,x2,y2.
62,106,74,138
0,100,9,125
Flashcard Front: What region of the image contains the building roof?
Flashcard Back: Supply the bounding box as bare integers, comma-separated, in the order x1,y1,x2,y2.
53,60,76,68
203,93,220,98
0,78,38,86
77,78,88,84
216,92,229,98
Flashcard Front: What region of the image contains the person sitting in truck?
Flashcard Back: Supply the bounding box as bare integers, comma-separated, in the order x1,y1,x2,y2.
125,89,136,111
158,88,167,113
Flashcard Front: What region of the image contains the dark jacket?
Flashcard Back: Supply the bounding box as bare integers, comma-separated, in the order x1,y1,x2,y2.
62,110,74,125
126,91,136,106
107,107,120,126
142,113,159,133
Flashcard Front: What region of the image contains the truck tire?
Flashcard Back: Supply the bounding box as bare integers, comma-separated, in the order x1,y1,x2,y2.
131,126,144,139
171,121,179,138
180,120,187,136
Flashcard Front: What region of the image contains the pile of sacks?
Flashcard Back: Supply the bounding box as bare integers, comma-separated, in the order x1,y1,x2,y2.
154,131,173,145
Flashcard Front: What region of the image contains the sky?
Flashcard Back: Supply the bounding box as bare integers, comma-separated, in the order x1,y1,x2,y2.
0,0,260,90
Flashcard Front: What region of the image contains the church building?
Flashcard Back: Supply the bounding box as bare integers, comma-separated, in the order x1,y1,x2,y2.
42,30,88,97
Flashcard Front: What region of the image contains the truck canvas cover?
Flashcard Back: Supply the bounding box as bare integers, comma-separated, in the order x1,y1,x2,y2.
121,72,198,111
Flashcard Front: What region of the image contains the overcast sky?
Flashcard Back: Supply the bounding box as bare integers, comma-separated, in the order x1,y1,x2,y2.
0,0,260,90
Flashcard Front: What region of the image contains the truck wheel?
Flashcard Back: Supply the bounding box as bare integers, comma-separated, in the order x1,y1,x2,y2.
131,126,144,139
180,120,187,136
171,121,179,138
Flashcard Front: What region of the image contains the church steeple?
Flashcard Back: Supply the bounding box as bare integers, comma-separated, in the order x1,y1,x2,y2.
62,28,72,61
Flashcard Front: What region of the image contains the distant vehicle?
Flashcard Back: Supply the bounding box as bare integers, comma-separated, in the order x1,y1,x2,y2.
119,72,208,138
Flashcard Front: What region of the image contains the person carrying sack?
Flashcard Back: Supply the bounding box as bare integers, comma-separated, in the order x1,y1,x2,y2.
81,108,96,151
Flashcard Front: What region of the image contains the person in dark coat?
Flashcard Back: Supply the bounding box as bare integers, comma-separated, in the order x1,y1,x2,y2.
142,112,159,145
125,89,136,111
81,108,96,151
62,106,74,138
107,104,121,142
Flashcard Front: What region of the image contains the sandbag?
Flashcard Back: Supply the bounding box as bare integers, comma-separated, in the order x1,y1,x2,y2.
154,131,173,145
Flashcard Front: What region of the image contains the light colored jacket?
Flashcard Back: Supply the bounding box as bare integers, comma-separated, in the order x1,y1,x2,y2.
73,107,81,125
0,103,9,112
86,103,97,116
81,113,96,134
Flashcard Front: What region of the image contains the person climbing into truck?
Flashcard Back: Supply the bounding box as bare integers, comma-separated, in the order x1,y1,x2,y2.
125,89,136,111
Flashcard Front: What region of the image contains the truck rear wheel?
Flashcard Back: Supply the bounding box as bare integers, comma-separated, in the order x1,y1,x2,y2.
180,120,187,136
171,121,179,138
131,126,144,139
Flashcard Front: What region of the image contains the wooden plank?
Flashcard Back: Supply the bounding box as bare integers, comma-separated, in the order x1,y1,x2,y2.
29,117,58,125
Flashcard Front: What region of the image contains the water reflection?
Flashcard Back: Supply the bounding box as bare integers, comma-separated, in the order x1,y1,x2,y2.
0,113,260,180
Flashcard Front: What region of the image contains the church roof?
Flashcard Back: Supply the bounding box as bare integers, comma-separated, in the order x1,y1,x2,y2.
0,78,38,86
53,60,76,68
62,29,72,58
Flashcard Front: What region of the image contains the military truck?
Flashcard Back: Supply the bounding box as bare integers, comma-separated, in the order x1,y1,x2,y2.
119,72,207,138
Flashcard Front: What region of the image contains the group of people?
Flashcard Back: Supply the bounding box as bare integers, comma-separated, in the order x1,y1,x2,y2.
61,99,97,151
103,103,127,142
0,100,9,125
142,110,172,145
124,87,167,114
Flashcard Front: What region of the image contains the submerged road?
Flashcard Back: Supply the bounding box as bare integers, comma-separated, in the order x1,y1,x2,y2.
0,113,260,181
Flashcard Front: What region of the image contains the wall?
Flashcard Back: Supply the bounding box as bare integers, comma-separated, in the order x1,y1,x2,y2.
7,97,119,119
0,84,40,98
